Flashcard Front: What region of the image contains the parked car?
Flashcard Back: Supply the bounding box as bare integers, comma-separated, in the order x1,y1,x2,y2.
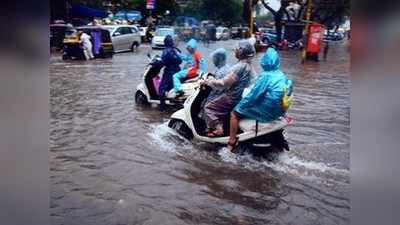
216,27,230,40
103,25,141,52
258,27,278,44
324,30,344,41
151,27,177,49
231,26,249,39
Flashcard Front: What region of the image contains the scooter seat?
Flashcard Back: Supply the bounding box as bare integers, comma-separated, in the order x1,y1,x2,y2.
239,117,289,132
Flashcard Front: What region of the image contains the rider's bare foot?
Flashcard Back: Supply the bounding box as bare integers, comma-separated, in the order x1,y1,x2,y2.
227,137,239,153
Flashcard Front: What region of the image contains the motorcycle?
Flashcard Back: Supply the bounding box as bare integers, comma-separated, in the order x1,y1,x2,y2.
168,78,294,152
135,53,204,106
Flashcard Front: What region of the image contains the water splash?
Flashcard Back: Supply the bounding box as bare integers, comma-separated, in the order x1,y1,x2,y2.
217,147,238,164
217,146,349,182
148,123,192,154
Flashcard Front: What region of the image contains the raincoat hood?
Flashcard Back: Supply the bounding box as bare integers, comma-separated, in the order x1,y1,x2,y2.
260,48,281,71
164,35,174,48
186,38,198,50
211,48,227,68
235,40,255,60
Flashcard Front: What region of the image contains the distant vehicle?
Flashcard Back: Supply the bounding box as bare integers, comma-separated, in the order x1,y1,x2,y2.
151,27,177,49
231,26,249,39
216,27,230,40
174,16,200,27
103,25,141,52
258,27,278,44
324,30,344,41
50,23,76,50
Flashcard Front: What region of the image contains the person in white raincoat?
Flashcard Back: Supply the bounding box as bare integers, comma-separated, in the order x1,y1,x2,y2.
79,31,94,60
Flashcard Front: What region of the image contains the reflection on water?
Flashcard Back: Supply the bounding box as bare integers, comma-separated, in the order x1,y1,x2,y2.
50,40,350,225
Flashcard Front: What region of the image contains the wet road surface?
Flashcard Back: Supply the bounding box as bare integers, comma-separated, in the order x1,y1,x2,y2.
50,40,350,225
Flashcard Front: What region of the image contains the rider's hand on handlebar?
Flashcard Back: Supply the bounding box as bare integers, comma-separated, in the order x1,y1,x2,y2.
200,79,208,86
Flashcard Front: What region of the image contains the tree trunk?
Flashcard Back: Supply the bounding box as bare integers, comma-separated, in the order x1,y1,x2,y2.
275,9,284,42
260,0,283,43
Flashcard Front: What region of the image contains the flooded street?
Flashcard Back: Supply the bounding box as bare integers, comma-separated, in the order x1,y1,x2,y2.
50,40,350,225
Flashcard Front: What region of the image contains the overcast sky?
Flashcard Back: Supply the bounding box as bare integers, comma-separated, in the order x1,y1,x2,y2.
258,0,281,15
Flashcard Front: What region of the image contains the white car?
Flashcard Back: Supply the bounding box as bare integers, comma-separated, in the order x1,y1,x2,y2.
151,27,177,49
103,25,141,52
216,27,230,40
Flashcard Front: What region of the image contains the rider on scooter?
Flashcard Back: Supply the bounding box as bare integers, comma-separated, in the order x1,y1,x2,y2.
159,35,182,111
201,40,255,137
172,39,206,98
227,47,293,152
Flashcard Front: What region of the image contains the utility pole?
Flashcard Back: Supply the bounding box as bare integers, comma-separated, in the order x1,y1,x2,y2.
249,0,254,36
301,0,312,63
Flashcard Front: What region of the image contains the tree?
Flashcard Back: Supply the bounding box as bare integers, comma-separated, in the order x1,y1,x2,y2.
122,0,181,17
312,0,350,30
260,0,291,42
259,0,350,42
183,0,244,25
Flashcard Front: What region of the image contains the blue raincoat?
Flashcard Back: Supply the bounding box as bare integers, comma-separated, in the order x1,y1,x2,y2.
235,48,293,122
178,39,207,74
173,39,206,92
159,35,182,110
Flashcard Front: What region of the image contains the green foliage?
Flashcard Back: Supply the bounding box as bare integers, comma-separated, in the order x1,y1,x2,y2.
71,0,181,17
255,13,274,25
183,0,244,25
312,0,350,28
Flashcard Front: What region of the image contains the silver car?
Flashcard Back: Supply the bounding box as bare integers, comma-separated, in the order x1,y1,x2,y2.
151,27,177,49
216,27,230,40
103,25,141,53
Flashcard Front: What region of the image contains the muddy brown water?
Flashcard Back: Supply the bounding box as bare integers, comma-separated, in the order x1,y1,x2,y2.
50,40,350,225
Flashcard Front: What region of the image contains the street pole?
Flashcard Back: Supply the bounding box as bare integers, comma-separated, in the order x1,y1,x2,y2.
301,0,312,63
249,0,254,36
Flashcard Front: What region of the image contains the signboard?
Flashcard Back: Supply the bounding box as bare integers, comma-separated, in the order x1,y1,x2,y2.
307,23,324,53
146,0,156,9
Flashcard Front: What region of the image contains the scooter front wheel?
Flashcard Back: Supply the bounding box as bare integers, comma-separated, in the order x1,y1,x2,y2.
168,119,193,140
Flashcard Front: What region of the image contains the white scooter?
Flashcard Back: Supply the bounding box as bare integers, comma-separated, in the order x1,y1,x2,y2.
168,77,294,152
135,54,203,106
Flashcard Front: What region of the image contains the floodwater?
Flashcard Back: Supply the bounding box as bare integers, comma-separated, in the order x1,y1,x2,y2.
50,40,350,225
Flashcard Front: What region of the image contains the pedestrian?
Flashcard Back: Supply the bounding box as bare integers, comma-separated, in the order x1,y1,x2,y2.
323,41,330,61
79,31,94,60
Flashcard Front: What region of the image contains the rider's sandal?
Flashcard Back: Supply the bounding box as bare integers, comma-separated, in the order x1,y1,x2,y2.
227,137,239,153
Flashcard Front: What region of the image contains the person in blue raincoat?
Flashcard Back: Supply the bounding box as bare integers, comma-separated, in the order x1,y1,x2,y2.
227,47,293,151
159,35,182,111
172,39,206,98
